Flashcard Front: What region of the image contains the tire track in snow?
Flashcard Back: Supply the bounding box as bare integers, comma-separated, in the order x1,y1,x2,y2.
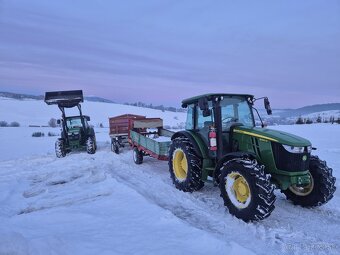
1,148,339,255
106,150,340,255
105,152,299,254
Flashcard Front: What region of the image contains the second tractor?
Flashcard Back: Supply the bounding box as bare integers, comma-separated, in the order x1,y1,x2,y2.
45,90,97,158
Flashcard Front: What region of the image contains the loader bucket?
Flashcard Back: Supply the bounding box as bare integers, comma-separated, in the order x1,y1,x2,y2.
44,90,84,108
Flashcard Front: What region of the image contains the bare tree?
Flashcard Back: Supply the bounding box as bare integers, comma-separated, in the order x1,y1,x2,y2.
48,118,57,128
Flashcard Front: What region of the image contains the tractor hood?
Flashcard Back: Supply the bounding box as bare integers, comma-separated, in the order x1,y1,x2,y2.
234,126,311,147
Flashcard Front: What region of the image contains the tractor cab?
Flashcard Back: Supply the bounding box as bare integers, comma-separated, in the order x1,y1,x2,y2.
182,93,267,159
64,115,90,131
62,115,91,145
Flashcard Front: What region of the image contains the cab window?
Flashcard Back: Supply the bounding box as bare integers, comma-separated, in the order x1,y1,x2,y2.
196,101,214,129
185,104,194,130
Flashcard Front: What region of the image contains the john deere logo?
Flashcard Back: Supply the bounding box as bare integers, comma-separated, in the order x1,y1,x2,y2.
302,155,307,161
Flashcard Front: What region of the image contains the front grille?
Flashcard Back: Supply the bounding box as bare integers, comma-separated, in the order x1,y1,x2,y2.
271,142,310,172
69,133,80,141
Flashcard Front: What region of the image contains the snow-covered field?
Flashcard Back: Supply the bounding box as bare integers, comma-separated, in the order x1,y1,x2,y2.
0,98,340,255
0,97,186,128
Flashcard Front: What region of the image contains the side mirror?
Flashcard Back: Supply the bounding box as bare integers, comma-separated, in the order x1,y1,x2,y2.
85,116,90,121
57,119,61,125
202,109,211,117
198,97,211,117
198,97,209,111
264,97,272,115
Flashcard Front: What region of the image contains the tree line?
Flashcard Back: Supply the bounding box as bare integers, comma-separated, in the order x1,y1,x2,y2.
123,102,186,113
296,115,340,124
0,121,20,127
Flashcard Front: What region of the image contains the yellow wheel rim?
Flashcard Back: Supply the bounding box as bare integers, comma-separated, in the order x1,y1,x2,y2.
289,173,314,196
173,149,188,181
225,172,251,208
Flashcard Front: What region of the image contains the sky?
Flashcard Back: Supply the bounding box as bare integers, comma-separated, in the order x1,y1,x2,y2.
0,0,339,108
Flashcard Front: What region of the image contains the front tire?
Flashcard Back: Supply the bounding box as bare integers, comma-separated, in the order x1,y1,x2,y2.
55,139,66,158
168,137,204,192
282,155,336,207
86,136,96,154
219,158,276,222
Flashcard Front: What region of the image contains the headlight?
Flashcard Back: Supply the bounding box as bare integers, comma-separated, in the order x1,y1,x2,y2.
282,144,305,154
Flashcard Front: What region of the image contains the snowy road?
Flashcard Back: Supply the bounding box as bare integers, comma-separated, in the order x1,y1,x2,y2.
0,125,339,255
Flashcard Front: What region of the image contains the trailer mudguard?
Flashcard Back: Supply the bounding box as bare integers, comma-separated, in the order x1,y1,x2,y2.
171,131,209,159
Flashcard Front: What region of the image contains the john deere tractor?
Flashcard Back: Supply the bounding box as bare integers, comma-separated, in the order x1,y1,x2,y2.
169,94,336,221
45,90,97,158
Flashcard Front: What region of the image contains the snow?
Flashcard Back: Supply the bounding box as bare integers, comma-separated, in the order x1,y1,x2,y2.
0,99,340,255
152,136,172,142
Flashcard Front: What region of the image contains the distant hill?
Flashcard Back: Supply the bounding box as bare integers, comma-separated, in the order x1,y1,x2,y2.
279,103,340,117
0,92,44,100
1,91,339,118
0,91,114,103
0,94,187,128
84,96,114,103
0,91,184,112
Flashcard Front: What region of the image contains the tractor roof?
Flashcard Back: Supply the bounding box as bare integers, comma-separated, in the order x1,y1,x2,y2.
181,93,254,107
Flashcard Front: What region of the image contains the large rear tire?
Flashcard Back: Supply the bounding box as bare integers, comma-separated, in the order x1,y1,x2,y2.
168,137,204,192
86,136,96,154
55,139,66,158
282,155,336,207
219,158,276,222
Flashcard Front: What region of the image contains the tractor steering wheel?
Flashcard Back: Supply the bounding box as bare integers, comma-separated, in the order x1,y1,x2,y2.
222,116,238,123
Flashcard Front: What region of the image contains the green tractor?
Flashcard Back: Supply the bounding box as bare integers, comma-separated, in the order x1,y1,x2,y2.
169,94,336,221
44,90,97,158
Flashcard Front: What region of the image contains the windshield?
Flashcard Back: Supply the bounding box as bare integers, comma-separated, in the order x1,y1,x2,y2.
220,97,254,128
66,118,83,129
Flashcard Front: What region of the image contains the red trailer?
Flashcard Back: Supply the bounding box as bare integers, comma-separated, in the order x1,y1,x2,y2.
109,114,174,158
109,114,146,153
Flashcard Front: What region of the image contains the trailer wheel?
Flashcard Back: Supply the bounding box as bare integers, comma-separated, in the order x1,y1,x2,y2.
282,155,336,207
111,140,120,154
55,139,66,158
86,136,96,154
168,137,204,192
133,147,143,164
219,158,276,222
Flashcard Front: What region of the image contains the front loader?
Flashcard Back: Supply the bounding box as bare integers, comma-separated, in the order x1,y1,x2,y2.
44,90,97,158
168,94,336,221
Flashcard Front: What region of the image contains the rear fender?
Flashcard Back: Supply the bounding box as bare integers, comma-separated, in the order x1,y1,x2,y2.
171,131,209,159
86,127,95,137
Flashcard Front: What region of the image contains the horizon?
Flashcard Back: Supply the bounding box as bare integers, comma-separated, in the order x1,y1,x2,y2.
2,89,340,111
0,1,339,108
